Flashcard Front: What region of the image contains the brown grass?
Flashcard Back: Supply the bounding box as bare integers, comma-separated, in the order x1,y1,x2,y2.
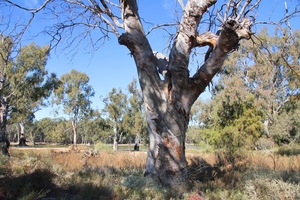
249,151,300,171
1,145,299,199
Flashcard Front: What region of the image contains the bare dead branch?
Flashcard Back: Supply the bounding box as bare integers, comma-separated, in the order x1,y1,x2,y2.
145,23,178,36
99,0,123,28
224,0,233,22
177,0,185,10
3,0,51,13
236,0,251,21
243,0,261,17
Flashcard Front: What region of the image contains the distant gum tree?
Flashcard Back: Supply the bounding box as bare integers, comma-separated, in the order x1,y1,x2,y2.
102,87,127,151
53,69,95,149
2,0,299,188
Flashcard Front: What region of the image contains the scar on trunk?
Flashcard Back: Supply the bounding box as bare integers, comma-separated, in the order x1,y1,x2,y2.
204,30,221,61
163,80,173,104
162,136,182,160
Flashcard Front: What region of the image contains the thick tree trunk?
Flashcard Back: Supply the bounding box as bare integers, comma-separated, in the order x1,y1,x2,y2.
119,0,252,187
144,106,190,186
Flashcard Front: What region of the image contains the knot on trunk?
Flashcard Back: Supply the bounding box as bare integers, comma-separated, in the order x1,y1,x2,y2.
218,17,252,53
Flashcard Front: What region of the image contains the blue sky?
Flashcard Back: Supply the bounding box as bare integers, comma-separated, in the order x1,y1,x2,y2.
2,0,299,120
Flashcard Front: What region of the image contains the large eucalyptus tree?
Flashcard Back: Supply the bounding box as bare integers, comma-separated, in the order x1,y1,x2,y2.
2,0,299,187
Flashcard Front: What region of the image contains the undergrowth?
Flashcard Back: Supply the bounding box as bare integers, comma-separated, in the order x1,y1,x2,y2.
0,148,299,199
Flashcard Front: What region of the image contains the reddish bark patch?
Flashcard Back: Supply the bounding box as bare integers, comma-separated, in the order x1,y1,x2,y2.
175,144,182,159
162,136,182,160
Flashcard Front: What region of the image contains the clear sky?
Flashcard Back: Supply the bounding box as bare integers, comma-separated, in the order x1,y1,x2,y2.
1,0,299,120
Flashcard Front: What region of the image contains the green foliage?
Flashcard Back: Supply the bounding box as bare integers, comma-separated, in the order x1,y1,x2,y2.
270,100,300,145
7,43,59,122
124,79,147,142
53,69,95,121
78,117,112,144
221,28,300,145
33,118,72,143
102,79,146,145
52,69,94,147
190,28,300,153
198,96,263,153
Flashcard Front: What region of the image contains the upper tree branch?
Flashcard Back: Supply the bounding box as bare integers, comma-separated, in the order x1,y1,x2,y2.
189,17,252,105
169,0,217,67
167,0,217,91
118,0,161,89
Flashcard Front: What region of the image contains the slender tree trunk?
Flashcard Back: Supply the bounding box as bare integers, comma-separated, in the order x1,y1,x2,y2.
134,134,140,151
71,120,77,149
14,124,20,143
19,122,27,146
0,96,9,156
264,119,270,136
113,126,118,151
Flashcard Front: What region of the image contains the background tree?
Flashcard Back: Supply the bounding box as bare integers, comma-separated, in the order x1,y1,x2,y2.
0,35,13,155
102,87,127,151
76,109,111,145
0,37,58,151
53,69,95,149
7,43,58,145
244,30,300,144
33,118,72,144
3,0,299,187
193,29,300,151
218,29,300,145
32,118,54,143
125,79,147,150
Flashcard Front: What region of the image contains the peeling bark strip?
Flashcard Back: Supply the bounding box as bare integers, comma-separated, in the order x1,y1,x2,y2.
118,0,253,187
